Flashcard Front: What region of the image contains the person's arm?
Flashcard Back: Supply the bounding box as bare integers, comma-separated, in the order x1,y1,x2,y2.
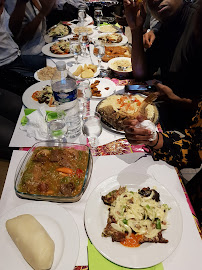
123,101,202,169
124,0,148,80
9,0,56,45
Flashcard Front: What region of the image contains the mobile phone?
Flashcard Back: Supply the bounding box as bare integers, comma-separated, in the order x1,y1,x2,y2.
125,84,157,93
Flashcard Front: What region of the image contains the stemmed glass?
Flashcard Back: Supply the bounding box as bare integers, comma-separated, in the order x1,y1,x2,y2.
77,80,92,118
93,40,105,75
69,39,81,64
82,111,102,148
94,7,103,27
79,31,90,57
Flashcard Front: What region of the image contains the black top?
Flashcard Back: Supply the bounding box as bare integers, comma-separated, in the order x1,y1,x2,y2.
146,1,202,99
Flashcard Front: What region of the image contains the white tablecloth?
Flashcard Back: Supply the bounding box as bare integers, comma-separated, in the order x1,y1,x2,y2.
0,150,201,269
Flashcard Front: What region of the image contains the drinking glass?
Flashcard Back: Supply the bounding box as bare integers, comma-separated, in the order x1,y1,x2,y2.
82,111,102,148
94,7,103,27
79,31,89,57
77,80,92,117
46,111,67,142
78,8,86,26
69,39,81,64
93,40,105,76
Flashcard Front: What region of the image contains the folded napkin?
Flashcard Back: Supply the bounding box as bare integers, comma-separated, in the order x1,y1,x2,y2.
88,240,164,270
20,107,49,141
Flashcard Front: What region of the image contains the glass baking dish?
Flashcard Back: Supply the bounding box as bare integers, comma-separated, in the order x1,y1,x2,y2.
14,141,93,202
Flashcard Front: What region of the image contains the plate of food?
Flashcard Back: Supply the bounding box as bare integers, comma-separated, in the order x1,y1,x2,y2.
0,202,79,270
89,78,116,98
47,23,71,38
72,26,94,35
101,46,131,62
98,25,119,33
42,40,73,58
84,172,182,268
34,66,57,81
22,81,56,110
96,33,128,46
96,93,159,133
68,63,99,80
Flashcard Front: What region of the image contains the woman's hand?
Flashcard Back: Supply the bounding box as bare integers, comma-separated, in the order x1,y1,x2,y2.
143,30,156,48
123,0,146,30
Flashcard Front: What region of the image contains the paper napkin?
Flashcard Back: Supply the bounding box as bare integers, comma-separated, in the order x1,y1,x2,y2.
20,107,48,141
88,240,164,270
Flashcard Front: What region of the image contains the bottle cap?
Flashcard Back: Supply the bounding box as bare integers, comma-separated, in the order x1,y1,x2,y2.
56,61,66,71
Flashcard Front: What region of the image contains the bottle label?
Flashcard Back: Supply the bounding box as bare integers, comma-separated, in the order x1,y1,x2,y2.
53,88,77,104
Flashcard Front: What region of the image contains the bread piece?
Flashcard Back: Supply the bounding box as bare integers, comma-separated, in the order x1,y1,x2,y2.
73,65,83,76
88,64,97,73
81,69,94,78
6,214,55,270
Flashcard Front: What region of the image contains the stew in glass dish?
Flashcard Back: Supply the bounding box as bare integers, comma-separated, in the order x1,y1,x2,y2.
18,146,89,197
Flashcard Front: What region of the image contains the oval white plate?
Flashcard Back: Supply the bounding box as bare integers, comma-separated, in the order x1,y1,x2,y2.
42,42,74,58
89,78,116,99
85,172,183,268
0,202,79,270
94,33,128,47
68,64,99,80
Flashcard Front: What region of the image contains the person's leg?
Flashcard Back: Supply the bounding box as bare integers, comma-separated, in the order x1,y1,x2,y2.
0,88,22,122
21,54,46,71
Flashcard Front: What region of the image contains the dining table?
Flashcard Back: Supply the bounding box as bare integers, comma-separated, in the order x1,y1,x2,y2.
3,17,202,270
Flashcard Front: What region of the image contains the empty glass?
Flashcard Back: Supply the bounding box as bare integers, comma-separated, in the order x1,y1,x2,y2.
82,111,102,148
79,31,89,57
69,39,81,64
46,111,67,142
78,8,86,26
77,80,92,117
93,40,105,76
94,7,103,27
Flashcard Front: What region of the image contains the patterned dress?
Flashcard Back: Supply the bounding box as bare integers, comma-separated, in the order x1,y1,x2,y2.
152,101,202,169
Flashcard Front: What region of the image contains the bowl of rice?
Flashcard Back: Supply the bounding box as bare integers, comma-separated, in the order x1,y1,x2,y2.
108,57,132,78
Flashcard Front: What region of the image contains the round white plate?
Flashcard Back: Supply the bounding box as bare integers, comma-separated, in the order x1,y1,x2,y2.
94,33,128,47
89,78,116,99
85,172,183,269
42,42,73,58
22,81,56,111
98,25,119,33
68,64,99,80
72,25,94,35
70,15,93,27
34,69,42,81
0,202,79,270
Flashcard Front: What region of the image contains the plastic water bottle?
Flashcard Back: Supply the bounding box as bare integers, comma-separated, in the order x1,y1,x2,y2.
51,61,81,138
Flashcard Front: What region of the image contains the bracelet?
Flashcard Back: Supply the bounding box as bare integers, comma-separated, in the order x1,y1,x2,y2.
150,132,160,148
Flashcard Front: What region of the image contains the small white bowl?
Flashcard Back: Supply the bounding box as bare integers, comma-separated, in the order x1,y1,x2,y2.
108,57,132,78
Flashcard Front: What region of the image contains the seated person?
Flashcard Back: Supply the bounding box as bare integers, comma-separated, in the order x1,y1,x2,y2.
0,87,22,159
124,0,202,131
0,0,35,95
6,0,56,70
123,91,202,225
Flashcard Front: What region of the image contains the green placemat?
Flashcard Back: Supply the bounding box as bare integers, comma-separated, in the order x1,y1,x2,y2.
88,240,164,270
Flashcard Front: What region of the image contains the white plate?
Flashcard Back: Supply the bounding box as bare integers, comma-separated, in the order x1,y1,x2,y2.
70,15,93,27
85,172,183,269
95,33,128,47
42,42,73,58
34,68,42,81
98,25,119,33
72,25,94,35
68,64,99,80
22,81,56,111
0,202,79,270
89,78,116,98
